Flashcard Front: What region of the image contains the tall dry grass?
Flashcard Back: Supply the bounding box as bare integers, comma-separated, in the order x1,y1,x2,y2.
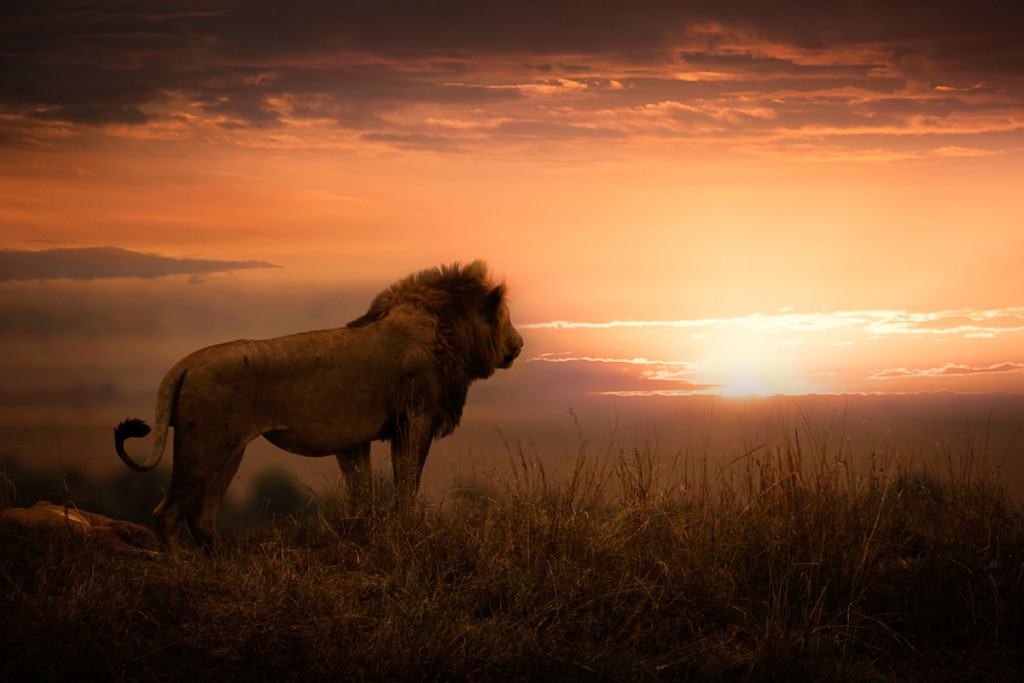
2,425,1023,680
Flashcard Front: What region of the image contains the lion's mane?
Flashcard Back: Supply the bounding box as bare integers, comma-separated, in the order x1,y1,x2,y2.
347,260,507,436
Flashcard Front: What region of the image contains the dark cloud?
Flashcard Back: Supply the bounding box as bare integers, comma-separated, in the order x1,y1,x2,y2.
5,2,1017,66
493,120,629,140
0,55,162,125
0,1,1021,148
678,51,881,77
192,64,521,127
360,132,462,151
0,247,277,282
185,2,1024,63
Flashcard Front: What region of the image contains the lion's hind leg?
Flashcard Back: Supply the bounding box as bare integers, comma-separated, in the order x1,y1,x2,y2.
153,492,185,556
152,429,199,554
185,442,247,550
156,427,246,552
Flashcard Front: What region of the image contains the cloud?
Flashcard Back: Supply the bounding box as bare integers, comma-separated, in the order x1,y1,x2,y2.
523,353,714,395
360,131,462,151
1,2,1022,154
592,389,715,397
522,307,1024,339
869,362,1024,380
677,50,881,78
0,247,277,282
527,353,693,367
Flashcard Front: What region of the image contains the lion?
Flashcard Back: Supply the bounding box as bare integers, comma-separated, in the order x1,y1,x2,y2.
114,261,523,552
0,501,160,554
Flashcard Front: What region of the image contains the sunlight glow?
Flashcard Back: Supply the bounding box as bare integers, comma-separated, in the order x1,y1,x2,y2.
720,377,774,398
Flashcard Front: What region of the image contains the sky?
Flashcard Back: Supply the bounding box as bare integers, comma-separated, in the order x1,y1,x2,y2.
2,0,1024,440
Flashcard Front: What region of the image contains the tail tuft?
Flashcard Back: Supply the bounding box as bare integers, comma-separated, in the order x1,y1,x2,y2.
116,418,151,440
115,361,184,474
115,418,153,471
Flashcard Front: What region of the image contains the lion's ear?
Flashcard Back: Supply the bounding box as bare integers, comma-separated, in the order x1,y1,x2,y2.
485,284,506,312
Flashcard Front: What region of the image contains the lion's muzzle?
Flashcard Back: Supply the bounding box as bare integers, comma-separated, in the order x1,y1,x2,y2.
499,333,523,369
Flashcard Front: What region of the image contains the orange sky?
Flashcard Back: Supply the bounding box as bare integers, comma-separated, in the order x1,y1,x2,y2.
2,1,1024,409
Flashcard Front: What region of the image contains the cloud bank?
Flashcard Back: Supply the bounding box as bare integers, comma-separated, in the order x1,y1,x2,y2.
522,307,1024,340
2,1,1022,157
0,247,277,282
525,353,715,396
869,362,1024,380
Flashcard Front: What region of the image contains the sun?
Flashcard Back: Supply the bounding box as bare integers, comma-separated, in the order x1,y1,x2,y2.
720,376,774,398
680,327,815,398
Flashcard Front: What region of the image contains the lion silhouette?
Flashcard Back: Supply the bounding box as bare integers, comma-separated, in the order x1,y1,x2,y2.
115,261,523,551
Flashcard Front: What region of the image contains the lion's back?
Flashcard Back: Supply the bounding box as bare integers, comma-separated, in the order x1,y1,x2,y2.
170,320,434,430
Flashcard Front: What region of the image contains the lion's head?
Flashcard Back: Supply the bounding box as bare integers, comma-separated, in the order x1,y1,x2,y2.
484,281,524,373
349,260,523,379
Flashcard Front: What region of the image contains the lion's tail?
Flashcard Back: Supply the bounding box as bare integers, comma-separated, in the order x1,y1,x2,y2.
114,361,187,472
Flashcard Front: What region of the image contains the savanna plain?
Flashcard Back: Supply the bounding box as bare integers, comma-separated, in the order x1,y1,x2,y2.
3,407,1024,682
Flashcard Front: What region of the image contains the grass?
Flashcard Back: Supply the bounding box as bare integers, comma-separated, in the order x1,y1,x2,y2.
2,428,1024,681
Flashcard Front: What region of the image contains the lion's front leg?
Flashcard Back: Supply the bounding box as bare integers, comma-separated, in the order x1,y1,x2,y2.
390,414,433,516
336,442,371,513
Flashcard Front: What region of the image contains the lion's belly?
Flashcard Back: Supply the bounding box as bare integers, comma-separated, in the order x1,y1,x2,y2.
262,413,387,457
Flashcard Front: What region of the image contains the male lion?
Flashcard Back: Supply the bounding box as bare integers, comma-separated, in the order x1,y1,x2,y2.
115,261,523,551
